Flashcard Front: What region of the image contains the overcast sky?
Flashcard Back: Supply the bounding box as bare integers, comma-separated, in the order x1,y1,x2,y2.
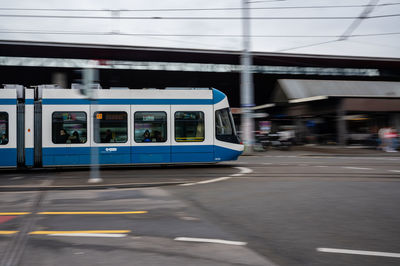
0,0,399,58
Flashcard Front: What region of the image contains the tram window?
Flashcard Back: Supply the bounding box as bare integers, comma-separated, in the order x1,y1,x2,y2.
0,112,9,145
94,112,127,143
216,108,234,136
52,112,87,144
175,111,205,142
134,112,167,143
215,108,240,144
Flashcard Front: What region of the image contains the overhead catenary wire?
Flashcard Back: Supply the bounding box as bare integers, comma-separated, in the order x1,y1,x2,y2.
277,40,341,52
0,3,399,12
1,30,400,38
0,13,399,19
1,2,398,55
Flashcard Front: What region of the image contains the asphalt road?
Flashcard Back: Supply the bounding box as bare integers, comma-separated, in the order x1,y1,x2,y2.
1,151,400,266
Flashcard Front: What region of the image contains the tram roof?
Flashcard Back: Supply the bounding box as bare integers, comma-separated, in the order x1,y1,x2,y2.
1,40,400,69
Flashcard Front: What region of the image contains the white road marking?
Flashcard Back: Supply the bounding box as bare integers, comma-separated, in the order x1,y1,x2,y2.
315,166,328,168
388,170,400,173
180,176,232,186
10,176,24,180
235,167,253,175
179,167,253,186
175,237,247,246
317,247,400,258
50,233,127,237
343,167,373,170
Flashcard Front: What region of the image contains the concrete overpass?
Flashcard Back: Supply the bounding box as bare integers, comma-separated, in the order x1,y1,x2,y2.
1,40,400,107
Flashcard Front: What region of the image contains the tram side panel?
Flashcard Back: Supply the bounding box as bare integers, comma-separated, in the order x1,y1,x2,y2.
131,104,171,164
0,90,17,167
41,91,92,166
171,105,214,163
90,103,131,165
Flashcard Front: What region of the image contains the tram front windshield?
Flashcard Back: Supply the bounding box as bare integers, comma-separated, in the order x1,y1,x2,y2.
215,108,240,144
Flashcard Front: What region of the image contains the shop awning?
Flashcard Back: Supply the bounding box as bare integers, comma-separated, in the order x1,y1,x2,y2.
275,79,400,103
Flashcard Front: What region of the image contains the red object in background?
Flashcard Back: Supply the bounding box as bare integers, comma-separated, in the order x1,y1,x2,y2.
0,216,17,224
385,132,397,138
96,59,108,66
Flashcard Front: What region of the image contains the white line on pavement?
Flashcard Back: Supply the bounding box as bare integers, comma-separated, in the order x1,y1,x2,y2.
317,247,400,258
50,233,127,237
315,166,328,168
388,170,400,173
179,176,231,186
175,237,247,246
10,176,24,180
193,176,232,185
235,167,254,175
343,167,373,170
179,167,253,186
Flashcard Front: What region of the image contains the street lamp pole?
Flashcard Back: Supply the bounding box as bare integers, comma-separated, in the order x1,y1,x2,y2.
83,67,102,184
241,0,255,153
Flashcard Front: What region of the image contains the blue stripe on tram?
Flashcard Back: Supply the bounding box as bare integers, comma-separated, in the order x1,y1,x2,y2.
41,145,241,166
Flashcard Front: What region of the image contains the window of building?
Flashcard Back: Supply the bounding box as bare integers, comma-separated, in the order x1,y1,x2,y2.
175,111,204,142
0,112,9,145
94,112,128,143
52,112,87,144
134,112,167,143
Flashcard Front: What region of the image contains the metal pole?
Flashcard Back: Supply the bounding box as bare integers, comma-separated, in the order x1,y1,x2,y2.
85,68,102,183
337,99,347,146
240,0,255,153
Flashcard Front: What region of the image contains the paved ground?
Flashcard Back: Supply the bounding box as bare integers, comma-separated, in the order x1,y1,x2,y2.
0,164,240,191
1,150,400,266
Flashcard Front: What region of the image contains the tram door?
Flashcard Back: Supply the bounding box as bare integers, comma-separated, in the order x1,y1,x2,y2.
171,105,214,163
131,105,171,164
0,89,17,167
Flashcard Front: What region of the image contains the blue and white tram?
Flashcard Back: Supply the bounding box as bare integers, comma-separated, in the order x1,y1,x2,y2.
0,86,243,168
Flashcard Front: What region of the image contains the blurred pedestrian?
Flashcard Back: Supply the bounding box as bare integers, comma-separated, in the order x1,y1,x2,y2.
378,127,389,151
386,127,398,152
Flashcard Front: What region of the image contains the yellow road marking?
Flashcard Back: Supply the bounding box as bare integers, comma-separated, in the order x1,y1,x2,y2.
37,211,147,215
0,212,30,215
29,230,131,235
0,231,18,235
